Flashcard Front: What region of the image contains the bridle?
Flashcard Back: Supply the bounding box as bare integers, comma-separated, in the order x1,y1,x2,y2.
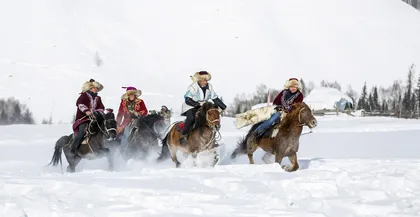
205,108,221,128
204,108,222,149
87,116,117,140
295,107,314,135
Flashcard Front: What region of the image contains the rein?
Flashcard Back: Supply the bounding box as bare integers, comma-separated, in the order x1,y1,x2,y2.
203,108,222,148
87,116,116,139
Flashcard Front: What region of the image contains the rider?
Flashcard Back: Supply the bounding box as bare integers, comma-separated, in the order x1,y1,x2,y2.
180,71,227,144
159,105,171,126
253,78,304,137
116,86,148,146
71,79,105,153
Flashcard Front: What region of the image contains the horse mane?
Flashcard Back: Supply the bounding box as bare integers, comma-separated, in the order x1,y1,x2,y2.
192,102,218,130
137,113,164,129
278,102,308,130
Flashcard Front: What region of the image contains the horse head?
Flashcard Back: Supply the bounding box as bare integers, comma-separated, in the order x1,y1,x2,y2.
286,102,317,129
133,113,167,138
92,111,117,141
195,101,221,129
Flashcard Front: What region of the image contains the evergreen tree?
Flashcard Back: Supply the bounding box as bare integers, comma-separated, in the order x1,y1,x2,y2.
357,82,368,110
368,92,373,111
0,110,7,125
417,74,420,115
11,103,22,124
22,109,35,124
403,64,415,115
372,86,380,111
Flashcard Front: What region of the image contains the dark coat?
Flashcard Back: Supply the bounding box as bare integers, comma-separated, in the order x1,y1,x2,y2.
273,89,303,112
75,91,105,120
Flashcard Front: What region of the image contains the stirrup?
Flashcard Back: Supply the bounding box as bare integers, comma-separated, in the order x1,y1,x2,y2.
179,134,188,144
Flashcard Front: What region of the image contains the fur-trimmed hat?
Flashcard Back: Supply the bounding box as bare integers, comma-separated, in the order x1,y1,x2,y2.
191,71,211,82
284,78,302,90
121,86,142,99
82,79,104,92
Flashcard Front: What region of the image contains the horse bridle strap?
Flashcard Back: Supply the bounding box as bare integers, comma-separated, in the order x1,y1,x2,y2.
297,107,306,126
88,116,116,138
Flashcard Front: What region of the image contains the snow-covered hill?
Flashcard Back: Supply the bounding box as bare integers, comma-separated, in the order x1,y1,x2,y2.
1,0,420,123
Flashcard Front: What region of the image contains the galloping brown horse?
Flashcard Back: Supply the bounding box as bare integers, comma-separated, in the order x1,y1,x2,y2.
231,102,317,172
157,102,221,167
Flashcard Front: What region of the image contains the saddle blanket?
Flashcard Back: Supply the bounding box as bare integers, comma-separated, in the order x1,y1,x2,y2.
234,105,277,129
175,122,185,131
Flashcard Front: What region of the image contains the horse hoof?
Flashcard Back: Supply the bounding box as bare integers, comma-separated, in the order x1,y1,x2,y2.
212,155,220,167
282,164,296,172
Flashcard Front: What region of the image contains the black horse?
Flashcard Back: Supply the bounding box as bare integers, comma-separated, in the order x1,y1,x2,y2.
47,112,118,172
120,113,167,161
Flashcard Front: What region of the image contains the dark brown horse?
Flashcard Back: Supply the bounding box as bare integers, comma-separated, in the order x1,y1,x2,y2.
47,112,118,172
157,102,221,167
230,102,317,172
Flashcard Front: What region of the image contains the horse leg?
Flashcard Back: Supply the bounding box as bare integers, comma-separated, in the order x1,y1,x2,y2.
67,155,82,173
246,139,259,164
262,152,273,164
101,148,114,171
274,152,285,168
63,147,79,173
282,153,299,172
169,145,181,168
191,152,198,167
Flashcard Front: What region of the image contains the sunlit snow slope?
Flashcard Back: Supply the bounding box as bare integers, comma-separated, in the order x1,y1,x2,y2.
1,0,420,122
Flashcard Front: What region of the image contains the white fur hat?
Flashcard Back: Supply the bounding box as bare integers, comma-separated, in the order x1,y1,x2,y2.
283,78,302,90
82,79,104,92
191,71,212,82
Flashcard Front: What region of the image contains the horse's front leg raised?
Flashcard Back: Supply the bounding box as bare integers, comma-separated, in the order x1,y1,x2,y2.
282,152,299,172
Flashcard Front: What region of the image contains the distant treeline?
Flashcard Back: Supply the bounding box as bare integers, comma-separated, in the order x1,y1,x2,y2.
0,98,35,125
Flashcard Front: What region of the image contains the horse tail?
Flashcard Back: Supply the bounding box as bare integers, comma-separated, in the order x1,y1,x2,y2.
230,136,248,159
46,135,69,168
156,133,170,162
231,122,260,159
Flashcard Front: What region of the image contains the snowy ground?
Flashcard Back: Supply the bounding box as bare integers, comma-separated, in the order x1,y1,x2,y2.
0,115,419,216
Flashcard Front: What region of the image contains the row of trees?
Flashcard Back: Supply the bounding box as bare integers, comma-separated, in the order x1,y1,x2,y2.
357,64,419,118
0,98,35,125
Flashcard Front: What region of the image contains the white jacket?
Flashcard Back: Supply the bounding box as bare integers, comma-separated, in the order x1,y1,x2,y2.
181,82,218,114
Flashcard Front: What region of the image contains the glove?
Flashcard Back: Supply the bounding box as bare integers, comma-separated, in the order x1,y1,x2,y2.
274,106,283,112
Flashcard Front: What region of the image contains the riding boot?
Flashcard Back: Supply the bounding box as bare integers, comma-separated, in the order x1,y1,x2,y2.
179,128,189,145
180,109,196,145
71,123,87,153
